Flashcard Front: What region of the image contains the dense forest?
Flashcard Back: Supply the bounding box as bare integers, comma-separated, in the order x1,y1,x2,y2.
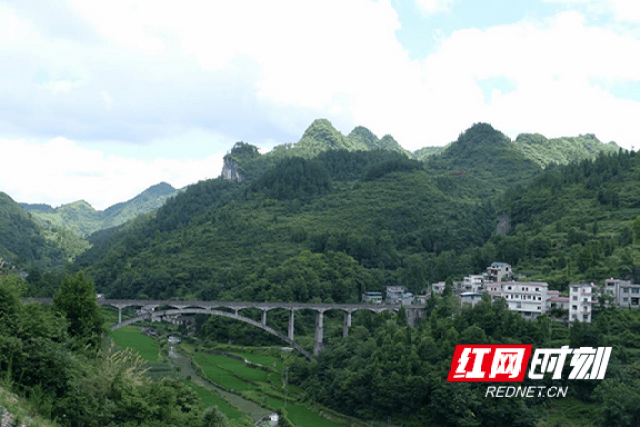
63,123,639,305
0,271,228,427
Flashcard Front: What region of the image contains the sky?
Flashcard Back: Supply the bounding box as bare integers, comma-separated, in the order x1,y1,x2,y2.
1,0,640,210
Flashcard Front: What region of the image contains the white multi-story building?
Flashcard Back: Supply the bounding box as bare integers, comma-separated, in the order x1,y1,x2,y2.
462,275,484,292
483,281,549,319
547,296,570,311
386,286,405,303
603,278,640,308
500,281,548,319
362,291,383,304
460,292,484,308
486,262,513,282
569,284,592,323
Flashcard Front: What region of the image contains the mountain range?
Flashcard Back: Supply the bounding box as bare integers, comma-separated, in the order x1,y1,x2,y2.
20,182,179,237
0,119,628,276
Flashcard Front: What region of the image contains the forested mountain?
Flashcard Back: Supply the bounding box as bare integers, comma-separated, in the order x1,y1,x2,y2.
514,132,621,167
0,192,73,267
71,122,637,303
494,149,640,287
426,123,542,195
21,182,179,237
8,119,640,427
74,157,495,300
0,192,48,261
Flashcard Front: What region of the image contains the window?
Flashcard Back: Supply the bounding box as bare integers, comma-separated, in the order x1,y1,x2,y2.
524,312,531,317
535,287,540,292
623,297,629,302
583,315,589,320
633,288,640,294
572,314,577,319
583,298,588,302
624,288,630,293
573,296,578,300
572,305,578,310
632,298,639,306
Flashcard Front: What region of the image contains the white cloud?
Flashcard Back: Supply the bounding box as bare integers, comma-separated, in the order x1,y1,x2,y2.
415,0,456,15
411,10,640,148
1,0,640,171
0,137,224,210
101,91,114,110
610,0,640,21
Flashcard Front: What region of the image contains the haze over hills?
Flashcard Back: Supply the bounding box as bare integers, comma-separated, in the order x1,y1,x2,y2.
20,182,179,237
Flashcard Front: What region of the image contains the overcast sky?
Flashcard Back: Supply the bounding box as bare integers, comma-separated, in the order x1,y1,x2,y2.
1,0,639,210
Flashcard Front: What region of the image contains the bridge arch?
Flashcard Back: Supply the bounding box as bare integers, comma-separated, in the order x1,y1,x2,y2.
110,308,315,361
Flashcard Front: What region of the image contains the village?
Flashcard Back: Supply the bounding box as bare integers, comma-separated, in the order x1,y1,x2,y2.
363,261,639,324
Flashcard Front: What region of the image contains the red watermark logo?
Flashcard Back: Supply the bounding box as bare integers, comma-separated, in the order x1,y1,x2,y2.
448,345,612,382
448,345,532,382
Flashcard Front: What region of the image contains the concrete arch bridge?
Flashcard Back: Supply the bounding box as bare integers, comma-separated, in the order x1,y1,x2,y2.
29,299,426,361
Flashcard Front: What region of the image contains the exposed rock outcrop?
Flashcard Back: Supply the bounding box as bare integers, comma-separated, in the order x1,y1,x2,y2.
221,157,243,181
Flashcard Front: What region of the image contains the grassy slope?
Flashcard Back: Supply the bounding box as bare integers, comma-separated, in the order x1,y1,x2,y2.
194,350,349,427
186,382,245,421
109,325,160,362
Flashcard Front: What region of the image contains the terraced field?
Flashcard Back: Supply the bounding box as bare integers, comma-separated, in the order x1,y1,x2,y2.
186,382,245,421
196,350,350,427
109,325,159,361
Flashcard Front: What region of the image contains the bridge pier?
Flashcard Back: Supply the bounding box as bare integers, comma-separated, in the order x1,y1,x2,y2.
288,309,295,341
313,310,325,356
261,309,267,326
118,307,122,323
343,311,351,337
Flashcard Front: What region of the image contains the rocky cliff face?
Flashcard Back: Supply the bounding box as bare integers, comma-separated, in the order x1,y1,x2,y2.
221,157,243,181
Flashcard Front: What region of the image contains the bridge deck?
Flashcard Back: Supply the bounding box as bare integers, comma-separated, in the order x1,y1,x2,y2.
27,298,424,311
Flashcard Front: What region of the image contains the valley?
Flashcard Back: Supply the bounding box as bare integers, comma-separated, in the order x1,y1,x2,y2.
1,120,639,427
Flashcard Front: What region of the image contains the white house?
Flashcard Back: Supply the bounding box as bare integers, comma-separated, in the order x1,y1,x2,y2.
569,284,593,323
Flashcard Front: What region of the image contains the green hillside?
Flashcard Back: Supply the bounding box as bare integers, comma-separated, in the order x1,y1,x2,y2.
22,182,179,237
225,119,414,181
348,126,412,157
514,132,621,167
413,145,445,160
11,120,640,427
427,122,542,193
0,192,73,267
494,150,640,286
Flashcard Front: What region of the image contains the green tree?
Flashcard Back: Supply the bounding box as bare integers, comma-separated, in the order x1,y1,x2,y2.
396,305,408,327
632,215,640,243
594,379,640,427
53,271,104,349
201,406,228,427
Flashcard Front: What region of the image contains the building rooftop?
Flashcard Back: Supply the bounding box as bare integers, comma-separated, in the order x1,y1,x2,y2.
490,262,510,268
502,281,548,287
